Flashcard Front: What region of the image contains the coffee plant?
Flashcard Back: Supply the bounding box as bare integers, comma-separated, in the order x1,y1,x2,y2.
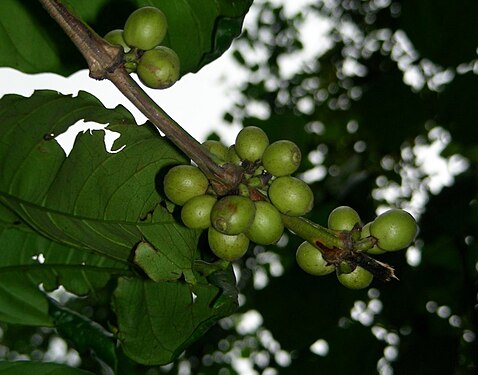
1,0,476,374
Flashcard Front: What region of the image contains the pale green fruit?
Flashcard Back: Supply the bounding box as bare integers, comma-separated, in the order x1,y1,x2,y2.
137,46,180,89
361,222,386,255
337,266,373,289
235,126,269,161
370,209,418,251
202,140,228,164
246,201,284,245
104,29,130,52
181,194,217,229
296,241,335,276
163,165,209,206
208,227,249,261
328,206,361,231
123,6,167,50
268,176,313,216
210,195,256,235
262,140,301,177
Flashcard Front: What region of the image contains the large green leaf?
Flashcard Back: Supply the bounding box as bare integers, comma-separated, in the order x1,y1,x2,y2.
0,0,252,76
112,272,238,365
0,90,198,276
0,214,131,326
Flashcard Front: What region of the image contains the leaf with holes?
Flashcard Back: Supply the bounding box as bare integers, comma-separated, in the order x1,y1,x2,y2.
0,90,198,279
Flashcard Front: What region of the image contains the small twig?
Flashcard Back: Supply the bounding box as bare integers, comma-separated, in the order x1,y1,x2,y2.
38,0,243,195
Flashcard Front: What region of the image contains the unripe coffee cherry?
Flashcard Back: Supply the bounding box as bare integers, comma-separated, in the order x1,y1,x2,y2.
262,140,301,177
336,265,373,289
246,201,284,245
181,194,217,229
296,241,335,276
226,145,242,165
268,176,313,216
123,7,167,50
361,222,385,255
163,165,209,206
235,126,269,161
137,46,180,89
328,206,361,231
208,227,249,261
370,209,418,251
202,140,228,164
104,29,131,52
210,195,255,235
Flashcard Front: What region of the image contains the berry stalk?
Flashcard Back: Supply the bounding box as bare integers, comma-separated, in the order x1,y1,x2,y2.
38,0,242,195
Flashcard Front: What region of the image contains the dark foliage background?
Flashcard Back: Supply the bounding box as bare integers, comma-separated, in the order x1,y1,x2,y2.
1,0,477,374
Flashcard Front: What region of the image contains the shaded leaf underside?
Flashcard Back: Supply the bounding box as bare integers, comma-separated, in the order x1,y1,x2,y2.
0,0,253,76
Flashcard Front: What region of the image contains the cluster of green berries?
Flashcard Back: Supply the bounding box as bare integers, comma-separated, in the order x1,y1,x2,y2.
296,206,418,289
163,126,312,261
104,7,180,89
162,126,418,289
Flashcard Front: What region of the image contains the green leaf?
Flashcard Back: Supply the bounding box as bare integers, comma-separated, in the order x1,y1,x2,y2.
0,217,130,326
48,298,118,372
0,361,94,375
0,0,252,76
0,90,196,270
112,274,238,365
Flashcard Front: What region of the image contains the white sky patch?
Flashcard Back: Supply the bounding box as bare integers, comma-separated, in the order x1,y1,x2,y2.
55,119,126,157
32,253,45,264
0,42,244,147
310,339,329,356
236,310,264,335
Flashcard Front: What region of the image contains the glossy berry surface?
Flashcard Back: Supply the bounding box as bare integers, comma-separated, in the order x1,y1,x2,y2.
137,46,180,89
296,241,335,276
234,126,269,161
337,266,373,289
262,140,301,177
208,227,249,261
181,194,217,229
246,201,284,245
104,29,130,52
163,165,209,206
202,140,228,164
268,176,313,216
328,206,361,231
210,195,255,235
370,209,418,251
361,222,386,255
123,7,168,50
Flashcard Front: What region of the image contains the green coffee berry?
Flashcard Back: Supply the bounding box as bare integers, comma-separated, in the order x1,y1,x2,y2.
163,165,209,206
328,206,361,231
361,222,386,255
181,194,217,229
104,29,131,52
226,145,242,165
210,195,256,235
137,46,180,89
235,126,269,161
202,140,228,164
123,6,168,50
268,176,313,216
337,265,373,289
208,227,249,261
262,140,301,177
370,209,418,251
296,241,335,276
246,201,284,245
